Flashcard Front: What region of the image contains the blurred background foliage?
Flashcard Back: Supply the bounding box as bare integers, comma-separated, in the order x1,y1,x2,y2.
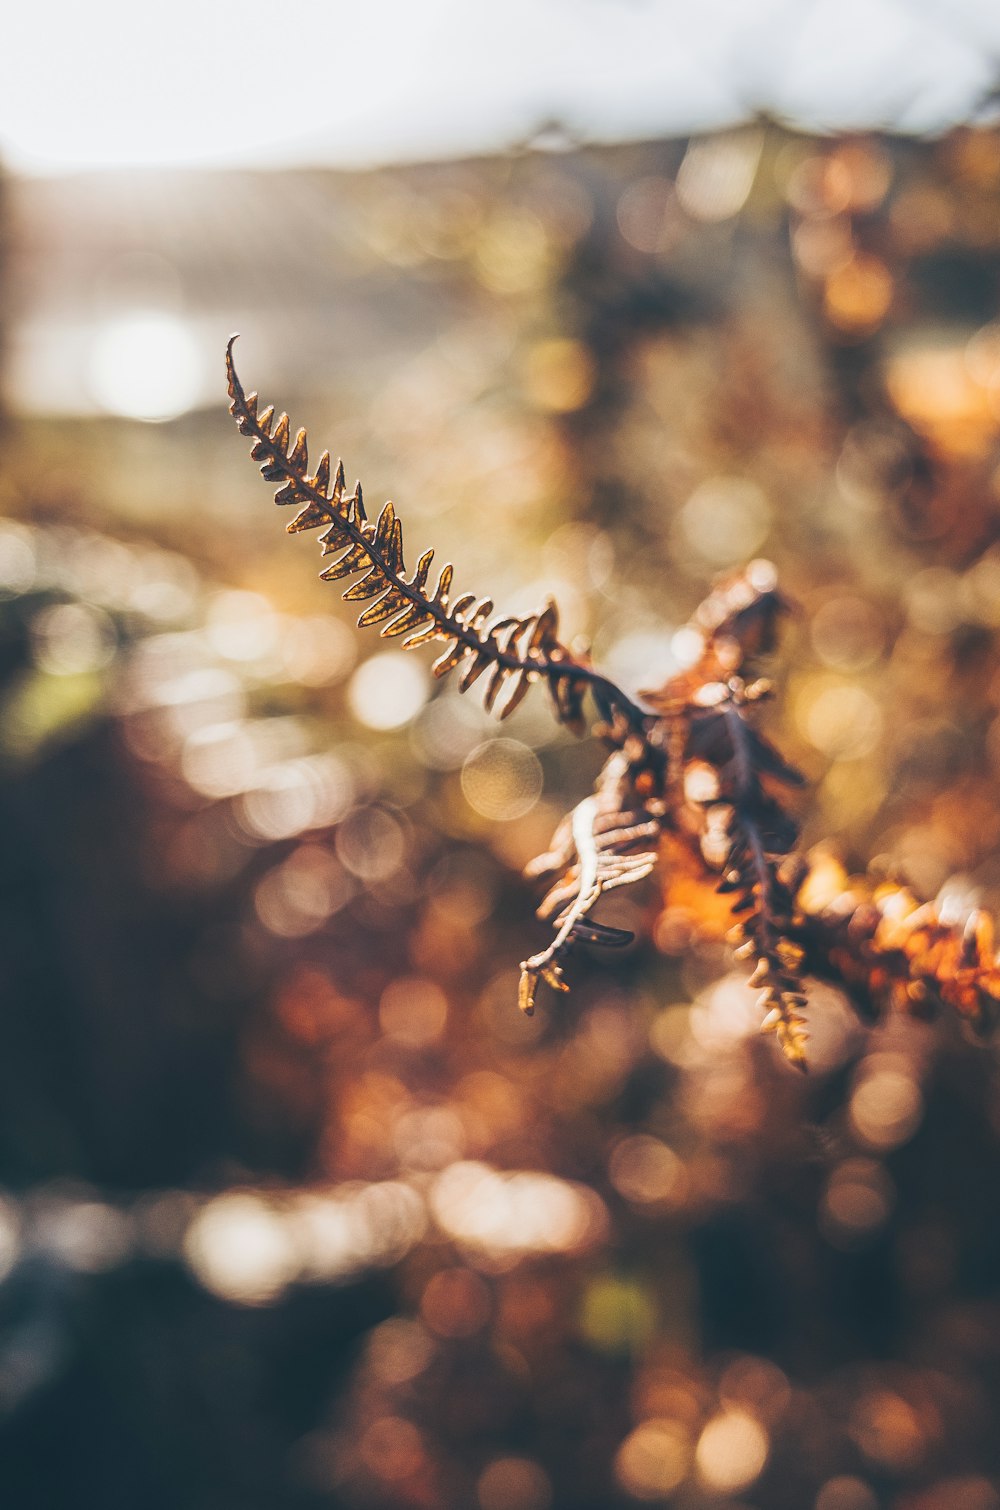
3,114,1000,1510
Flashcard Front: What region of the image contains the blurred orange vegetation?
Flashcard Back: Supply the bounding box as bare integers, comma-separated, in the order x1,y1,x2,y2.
5,118,1000,1507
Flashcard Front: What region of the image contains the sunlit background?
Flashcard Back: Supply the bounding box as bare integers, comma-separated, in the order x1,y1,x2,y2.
3,3,1000,1508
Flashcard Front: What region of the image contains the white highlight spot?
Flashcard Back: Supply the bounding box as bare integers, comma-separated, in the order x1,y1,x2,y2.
183,1192,300,1305
87,311,203,422
348,651,430,731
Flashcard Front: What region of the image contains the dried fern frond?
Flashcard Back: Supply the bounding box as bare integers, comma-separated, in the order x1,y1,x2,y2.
686,680,808,1066
227,338,645,734
513,562,812,1059
227,340,1000,1070
639,559,791,716
519,751,661,1015
629,572,810,1066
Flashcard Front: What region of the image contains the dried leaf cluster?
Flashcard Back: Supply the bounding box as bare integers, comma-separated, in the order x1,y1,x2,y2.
229,340,1000,1068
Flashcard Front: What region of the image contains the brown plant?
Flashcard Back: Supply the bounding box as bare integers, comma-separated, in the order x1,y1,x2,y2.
228,339,1000,1069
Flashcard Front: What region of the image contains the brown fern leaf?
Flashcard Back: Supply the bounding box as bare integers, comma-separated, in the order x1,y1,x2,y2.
518,750,661,1015
514,558,811,1056
684,680,808,1067
632,567,810,1065
640,559,791,716
724,823,809,1070
227,337,645,734
519,566,806,1041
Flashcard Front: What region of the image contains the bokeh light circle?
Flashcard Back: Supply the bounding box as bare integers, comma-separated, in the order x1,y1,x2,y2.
348,651,430,730
461,739,543,821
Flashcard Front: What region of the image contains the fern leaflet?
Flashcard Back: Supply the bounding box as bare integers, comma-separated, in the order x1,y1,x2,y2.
227,337,646,733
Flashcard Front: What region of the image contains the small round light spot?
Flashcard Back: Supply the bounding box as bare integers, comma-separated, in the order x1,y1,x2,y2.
477,1457,552,1510
615,1419,691,1499
348,651,429,731
695,1408,769,1494
88,311,203,422
461,739,542,822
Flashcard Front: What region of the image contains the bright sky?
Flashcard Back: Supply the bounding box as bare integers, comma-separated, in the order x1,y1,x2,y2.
5,0,1000,176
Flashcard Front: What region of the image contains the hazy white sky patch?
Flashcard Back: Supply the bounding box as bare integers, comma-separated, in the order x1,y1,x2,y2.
3,0,999,177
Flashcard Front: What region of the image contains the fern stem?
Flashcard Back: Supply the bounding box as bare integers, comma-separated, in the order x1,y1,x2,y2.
723,701,777,935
